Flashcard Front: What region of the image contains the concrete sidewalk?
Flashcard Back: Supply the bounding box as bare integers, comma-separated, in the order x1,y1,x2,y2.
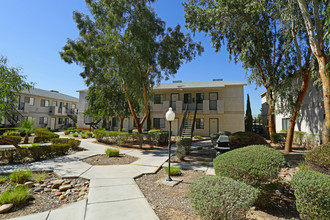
1,137,213,220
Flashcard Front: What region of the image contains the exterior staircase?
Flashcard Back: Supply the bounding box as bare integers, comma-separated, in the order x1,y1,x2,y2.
4,104,24,127
67,110,78,123
181,113,194,139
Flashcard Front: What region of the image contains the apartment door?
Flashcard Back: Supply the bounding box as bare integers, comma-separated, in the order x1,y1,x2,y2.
209,118,218,135
171,118,179,136
171,93,179,110
50,118,56,130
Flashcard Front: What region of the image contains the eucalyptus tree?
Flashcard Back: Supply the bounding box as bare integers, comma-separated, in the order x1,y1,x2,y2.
184,0,292,139
295,0,330,143
60,0,203,133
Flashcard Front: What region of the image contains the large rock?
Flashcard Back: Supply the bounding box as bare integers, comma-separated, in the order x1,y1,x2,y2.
33,187,44,193
51,180,64,189
59,184,72,191
24,181,34,187
59,194,66,200
0,204,13,213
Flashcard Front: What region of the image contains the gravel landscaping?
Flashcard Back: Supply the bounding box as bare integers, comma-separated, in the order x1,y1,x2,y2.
0,172,89,219
82,154,138,165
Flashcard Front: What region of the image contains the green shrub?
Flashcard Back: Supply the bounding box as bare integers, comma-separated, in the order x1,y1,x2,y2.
86,131,93,138
175,138,192,160
210,131,232,145
0,136,21,145
31,143,41,147
165,166,182,176
72,133,79,137
67,127,75,131
189,176,260,220
298,162,309,171
229,132,267,149
64,130,71,135
105,148,120,157
148,129,161,134
305,143,329,174
51,138,81,150
213,145,285,186
3,130,21,137
9,169,32,183
271,133,287,144
194,135,202,139
0,128,18,136
33,128,59,143
148,131,168,146
0,186,31,206
81,134,87,139
0,176,7,183
292,170,330,220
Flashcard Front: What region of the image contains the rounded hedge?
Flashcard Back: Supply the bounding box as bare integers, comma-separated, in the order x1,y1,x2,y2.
229,132,267,149
292,170,330,219
305,143,329,174
189,176,259,220
213,145,285,186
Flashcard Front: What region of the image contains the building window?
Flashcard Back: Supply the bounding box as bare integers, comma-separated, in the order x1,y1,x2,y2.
282,118,290,130
58,118,63,124
59,102,64,108
153,118,165,128
65,103,70,109
196,93,204,103
184,93,192,104
154,94,165,104
72,104,76,109
40,99,50,107
39,117,48,125
196,118,204,129
24,97,34,106
209,92,218,110
64,118,69,125
112,118,119,127
52,101,58,106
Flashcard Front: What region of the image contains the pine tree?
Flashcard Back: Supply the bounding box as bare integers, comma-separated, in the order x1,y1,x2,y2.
245,94,253,132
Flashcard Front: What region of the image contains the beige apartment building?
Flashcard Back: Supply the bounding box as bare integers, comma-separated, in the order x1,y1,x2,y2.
78,80,245,137
1,88,78,129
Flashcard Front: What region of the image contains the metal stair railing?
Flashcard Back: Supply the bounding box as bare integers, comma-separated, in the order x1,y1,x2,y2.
190,103,198,139
179,104,189,138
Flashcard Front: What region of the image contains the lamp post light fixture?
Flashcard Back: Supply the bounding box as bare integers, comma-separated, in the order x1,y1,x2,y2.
165,107,175,181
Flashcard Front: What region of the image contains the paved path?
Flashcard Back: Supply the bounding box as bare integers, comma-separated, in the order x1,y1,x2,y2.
0,136,213,220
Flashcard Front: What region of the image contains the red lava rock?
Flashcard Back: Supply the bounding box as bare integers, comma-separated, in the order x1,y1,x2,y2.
281,171,289,176
54,192,62,197
63,180,71,185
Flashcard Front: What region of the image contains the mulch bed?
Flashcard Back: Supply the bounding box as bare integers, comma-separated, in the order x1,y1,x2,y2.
82,154,138,165
0,172,89,220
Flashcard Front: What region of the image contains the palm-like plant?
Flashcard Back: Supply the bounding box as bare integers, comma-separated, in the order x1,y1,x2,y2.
19,118,35,144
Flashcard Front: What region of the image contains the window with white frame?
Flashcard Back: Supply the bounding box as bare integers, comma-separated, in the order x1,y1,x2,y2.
39,117,48,125
24,97,34,106
40,99,50,107
153,118,165,128
196,118,204,129
282,118,290,130
58,118,63,124
154,94,165,104
52,101,58,106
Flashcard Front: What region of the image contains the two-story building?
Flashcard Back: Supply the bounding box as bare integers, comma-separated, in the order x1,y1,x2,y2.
1,88,79,129
78,80,245,137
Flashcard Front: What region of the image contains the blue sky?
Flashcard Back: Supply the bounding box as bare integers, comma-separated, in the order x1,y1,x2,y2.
0,0,264,116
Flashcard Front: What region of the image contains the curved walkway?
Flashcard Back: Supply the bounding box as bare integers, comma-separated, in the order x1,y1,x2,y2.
0,136,213,220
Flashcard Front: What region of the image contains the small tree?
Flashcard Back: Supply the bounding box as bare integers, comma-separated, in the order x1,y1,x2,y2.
19,118,35,144
245,94,253,132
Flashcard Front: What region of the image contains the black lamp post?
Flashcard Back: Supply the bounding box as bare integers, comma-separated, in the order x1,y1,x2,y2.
165,107,175,181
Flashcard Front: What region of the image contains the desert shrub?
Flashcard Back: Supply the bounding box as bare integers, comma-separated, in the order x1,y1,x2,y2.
229,132,267,149
33,128,59,143
67,127,75,131
210,131,232,145
148,131,168,146
305,143,330,174
213,145,285,186
0,136,21,145
0,176,7,183
189,176,260,220
3,130,21,137
0,186,31,206
175,138,192,160
9,169,32,183
64,130,71,135
165,166,181,176
105,148,120,157
292,170,330,220
293,131,306,144
271,133,287,144
86,131,93,138
0,128,19,135
51,138,81,150
148,129,161,134
194,135,202,139
72,133,79,137
81,134,87,139
32,172,47,183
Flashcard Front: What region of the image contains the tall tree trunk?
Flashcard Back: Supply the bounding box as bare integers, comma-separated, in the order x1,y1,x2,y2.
119,115,125,132
0,138,20,149
23,134,29,144
284,70,310,153
267,90,276,142
317,55,330,144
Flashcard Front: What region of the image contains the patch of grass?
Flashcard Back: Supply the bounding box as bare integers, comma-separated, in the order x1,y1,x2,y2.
194,135,202,139
298,162,309,170
0,176,7,183
105,148,120,157
9,169,32,183
32,143,41,147
0,186,31,205
32,172,47,183
165,166,182,176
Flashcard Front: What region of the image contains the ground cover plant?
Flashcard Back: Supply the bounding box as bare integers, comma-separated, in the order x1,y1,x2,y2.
292,170,330,219
0,186,31,206
213,145,285,186
9,169,32,183
165,166,182,176
305,142,329,174
189,175,260,220
105,148,120,157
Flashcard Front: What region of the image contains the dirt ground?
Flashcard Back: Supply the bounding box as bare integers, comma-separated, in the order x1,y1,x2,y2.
82,154,138,165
